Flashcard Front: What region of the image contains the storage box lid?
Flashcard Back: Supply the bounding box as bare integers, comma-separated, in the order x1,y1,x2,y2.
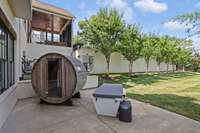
93,84,123,98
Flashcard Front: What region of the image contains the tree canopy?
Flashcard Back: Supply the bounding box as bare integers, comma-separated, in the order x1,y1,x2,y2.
76,8,195,75
141,33,157,73
173,12,200,36
118,24,142,75
78,8,125,76
154,36,166,72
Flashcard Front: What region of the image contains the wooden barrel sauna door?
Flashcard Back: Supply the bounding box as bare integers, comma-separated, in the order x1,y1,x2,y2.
32,53,77,104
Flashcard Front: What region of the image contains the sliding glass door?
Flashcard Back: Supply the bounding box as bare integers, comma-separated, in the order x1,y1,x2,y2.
0,22,15,94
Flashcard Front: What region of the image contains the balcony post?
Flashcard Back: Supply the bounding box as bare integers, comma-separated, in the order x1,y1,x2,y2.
51,14,54,42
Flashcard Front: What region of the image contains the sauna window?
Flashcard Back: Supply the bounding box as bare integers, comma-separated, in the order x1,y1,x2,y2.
47,58,62,97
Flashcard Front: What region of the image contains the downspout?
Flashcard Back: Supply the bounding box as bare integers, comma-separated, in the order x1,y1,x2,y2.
18,20,22,80
70,19,74,56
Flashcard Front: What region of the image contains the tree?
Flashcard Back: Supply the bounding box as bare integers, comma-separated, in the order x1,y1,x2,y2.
175,39,193,71
160,36,193,73
73,34,85,46
78,8,124,77
153,36,164,73
154,36,178,73
170,12,198,72
177,48,192,71
189,52,200,72
170,38,182,72
160,36,177,73
118,24,142,75
172,12,200,36
141,33,156,73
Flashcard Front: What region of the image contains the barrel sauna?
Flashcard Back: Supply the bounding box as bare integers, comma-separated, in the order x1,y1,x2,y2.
32,53,87,104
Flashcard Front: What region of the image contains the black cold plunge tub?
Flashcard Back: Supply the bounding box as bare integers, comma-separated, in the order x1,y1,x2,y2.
118,100,132,122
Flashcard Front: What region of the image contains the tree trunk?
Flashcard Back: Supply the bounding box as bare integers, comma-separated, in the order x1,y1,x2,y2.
146,60,149,73
129,60,133,76
166,63,169,73
157,62,161,73
105,56,110,78
172,65,175,73
182,66,185,72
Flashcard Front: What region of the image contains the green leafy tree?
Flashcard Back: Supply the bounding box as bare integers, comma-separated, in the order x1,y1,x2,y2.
175,39,193,71
141,34,156,73
153,36,164,73
160,36,177,73
161,37,193,73
118,24,142,75
177,48,192,71
78,8,124,77
170,38,183,72
189,52,200,72
73,34,85,46
171,12,198,72
172,12,200,36
154,36,177,73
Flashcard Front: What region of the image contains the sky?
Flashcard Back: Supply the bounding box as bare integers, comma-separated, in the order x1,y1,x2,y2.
40,0,200,49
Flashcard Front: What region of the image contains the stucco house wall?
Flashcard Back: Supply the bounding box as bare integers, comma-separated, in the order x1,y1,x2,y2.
0,0,30,128
78,48,174,74
25,43,73,60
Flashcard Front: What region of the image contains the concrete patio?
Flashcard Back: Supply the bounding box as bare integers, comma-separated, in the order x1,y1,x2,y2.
1,89,200,133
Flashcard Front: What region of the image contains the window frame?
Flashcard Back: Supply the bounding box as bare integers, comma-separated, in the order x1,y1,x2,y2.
0,20,15,95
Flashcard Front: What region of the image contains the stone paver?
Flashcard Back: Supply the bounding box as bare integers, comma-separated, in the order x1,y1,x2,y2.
1,89,200,133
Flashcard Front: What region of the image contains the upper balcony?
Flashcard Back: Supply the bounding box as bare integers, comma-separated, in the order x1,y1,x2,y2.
27,0,74,47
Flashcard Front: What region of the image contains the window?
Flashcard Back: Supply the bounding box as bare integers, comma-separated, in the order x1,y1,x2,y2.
47,32,52,42
53,34,60,42
31,30,64,45
0,22,15,94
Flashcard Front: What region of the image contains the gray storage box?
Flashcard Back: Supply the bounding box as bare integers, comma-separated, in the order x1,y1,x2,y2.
93,84,125,117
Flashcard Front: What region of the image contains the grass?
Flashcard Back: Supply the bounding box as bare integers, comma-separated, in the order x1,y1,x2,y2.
98,72,200,121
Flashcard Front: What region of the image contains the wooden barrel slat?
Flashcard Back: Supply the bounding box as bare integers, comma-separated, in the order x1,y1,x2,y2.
32,53,87,104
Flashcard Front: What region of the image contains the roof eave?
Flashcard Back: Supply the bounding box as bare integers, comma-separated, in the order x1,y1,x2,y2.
8,0,32,19
32,0,74,20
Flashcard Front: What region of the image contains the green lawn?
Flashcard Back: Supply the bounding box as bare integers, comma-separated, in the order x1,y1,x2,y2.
99,72,200,121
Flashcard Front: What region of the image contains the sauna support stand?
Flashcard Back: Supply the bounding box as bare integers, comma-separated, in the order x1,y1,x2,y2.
40,99,73,106
72,92,81,98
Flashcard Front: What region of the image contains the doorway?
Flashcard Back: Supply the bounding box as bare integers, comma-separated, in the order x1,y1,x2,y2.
47,58,62,97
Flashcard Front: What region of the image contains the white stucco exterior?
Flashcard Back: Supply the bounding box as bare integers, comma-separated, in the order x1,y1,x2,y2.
78,48,174,74
25,43,73,60
0,0,31,128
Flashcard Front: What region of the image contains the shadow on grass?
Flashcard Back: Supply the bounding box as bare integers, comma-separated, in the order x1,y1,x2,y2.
127,92,200,122
98,72,198,87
